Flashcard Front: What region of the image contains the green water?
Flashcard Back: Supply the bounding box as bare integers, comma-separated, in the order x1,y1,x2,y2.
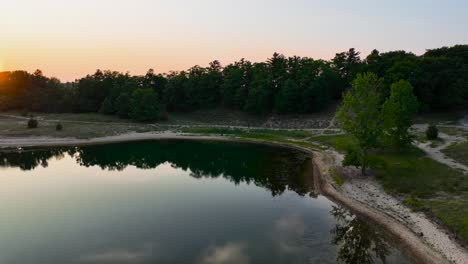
0,140,413,264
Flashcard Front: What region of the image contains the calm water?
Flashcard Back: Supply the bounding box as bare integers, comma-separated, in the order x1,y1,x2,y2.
0,140,413,264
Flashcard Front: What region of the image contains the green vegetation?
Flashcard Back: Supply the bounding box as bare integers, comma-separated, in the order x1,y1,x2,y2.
426,125,439,140
381,80,419,148
403,196,424,210
442,141,468,166
27,118,38,129
55,123,63,131
309,133,467,242
310,134,356,151
330,168,344,187
129,88,160,121
426,198,468,241
337,73,384,174
0,45,467,122
336,74,418,174
0,115,165,139
179,127,321,149
371,147,466,196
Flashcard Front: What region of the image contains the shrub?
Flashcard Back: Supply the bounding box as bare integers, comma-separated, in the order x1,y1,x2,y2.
426,125,438,140
56,123,63,131
27,118,38,129
330,168,344,187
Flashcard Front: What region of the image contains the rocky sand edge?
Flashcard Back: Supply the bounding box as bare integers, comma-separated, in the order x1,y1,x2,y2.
312,151,467,264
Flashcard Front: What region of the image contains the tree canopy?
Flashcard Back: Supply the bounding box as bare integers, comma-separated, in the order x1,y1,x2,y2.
0,45,466,122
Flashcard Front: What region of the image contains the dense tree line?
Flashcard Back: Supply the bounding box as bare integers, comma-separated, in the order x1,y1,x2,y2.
0,45,466,121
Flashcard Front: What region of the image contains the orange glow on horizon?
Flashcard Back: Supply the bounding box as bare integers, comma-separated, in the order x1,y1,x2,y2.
1,0,466,82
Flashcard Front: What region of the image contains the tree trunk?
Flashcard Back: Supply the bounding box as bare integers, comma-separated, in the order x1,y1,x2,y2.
361,148,367,176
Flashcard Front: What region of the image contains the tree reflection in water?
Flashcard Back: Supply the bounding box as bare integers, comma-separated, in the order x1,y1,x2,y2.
331,206,391,264
0,140,317,197
1,140,408,263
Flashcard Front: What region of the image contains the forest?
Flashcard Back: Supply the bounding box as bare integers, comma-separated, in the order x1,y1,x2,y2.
0,45,466,121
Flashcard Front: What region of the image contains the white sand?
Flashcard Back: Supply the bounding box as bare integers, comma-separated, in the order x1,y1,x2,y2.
326,151,467,264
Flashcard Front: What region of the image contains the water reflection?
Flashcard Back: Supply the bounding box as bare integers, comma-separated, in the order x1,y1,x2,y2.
0,140,411,264
0,140,315,197
331,206,393,264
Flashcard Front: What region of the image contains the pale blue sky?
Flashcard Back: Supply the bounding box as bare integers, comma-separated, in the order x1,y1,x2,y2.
1,0,467,80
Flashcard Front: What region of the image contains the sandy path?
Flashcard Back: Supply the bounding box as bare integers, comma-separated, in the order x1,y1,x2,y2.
413,124,468,174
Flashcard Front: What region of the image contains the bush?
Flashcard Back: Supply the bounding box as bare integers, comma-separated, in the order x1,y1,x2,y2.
27,118,38,129
129,88,160,121
426,125,438,140
56,123,63,131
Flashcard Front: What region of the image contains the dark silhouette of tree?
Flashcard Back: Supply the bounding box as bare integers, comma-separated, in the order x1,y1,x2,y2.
129,88,160,121
0,45,466,118
333,48,362,85
331,206,391,264
0,141,315,197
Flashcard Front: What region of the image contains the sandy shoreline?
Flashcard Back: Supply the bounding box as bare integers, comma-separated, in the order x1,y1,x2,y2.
0,132,227,148
313,151,467,264
0,132,466,263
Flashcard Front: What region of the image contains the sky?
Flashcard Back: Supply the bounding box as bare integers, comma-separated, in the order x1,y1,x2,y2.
1,0,467,81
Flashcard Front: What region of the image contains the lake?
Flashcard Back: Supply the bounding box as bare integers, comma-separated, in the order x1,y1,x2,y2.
0,140,413,264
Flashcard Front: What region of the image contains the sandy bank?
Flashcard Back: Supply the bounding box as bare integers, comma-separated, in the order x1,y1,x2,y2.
312,151,467,264
0,132,226,148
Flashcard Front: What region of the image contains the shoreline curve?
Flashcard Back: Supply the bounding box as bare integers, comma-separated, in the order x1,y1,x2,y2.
0,132,459,263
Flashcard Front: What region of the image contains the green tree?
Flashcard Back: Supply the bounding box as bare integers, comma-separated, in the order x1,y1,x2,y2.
337,73,384,175
382,80,419,149
130,88,160,121
99,97,114,114
275,79,301,113
332,48,362,85
115,93,131,118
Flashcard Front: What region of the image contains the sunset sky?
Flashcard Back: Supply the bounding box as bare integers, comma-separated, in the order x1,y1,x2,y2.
1,0,467,81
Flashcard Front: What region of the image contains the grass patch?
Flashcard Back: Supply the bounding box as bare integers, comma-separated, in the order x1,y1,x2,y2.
179,126,321,149
441,141,468,167
330,168,344,187
372,147,466,196
423,198,468,242
308,133,468,242
373,147,468,243
309,135,466,196
180,126,312,139
308,134,356,152
403,195,425,211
